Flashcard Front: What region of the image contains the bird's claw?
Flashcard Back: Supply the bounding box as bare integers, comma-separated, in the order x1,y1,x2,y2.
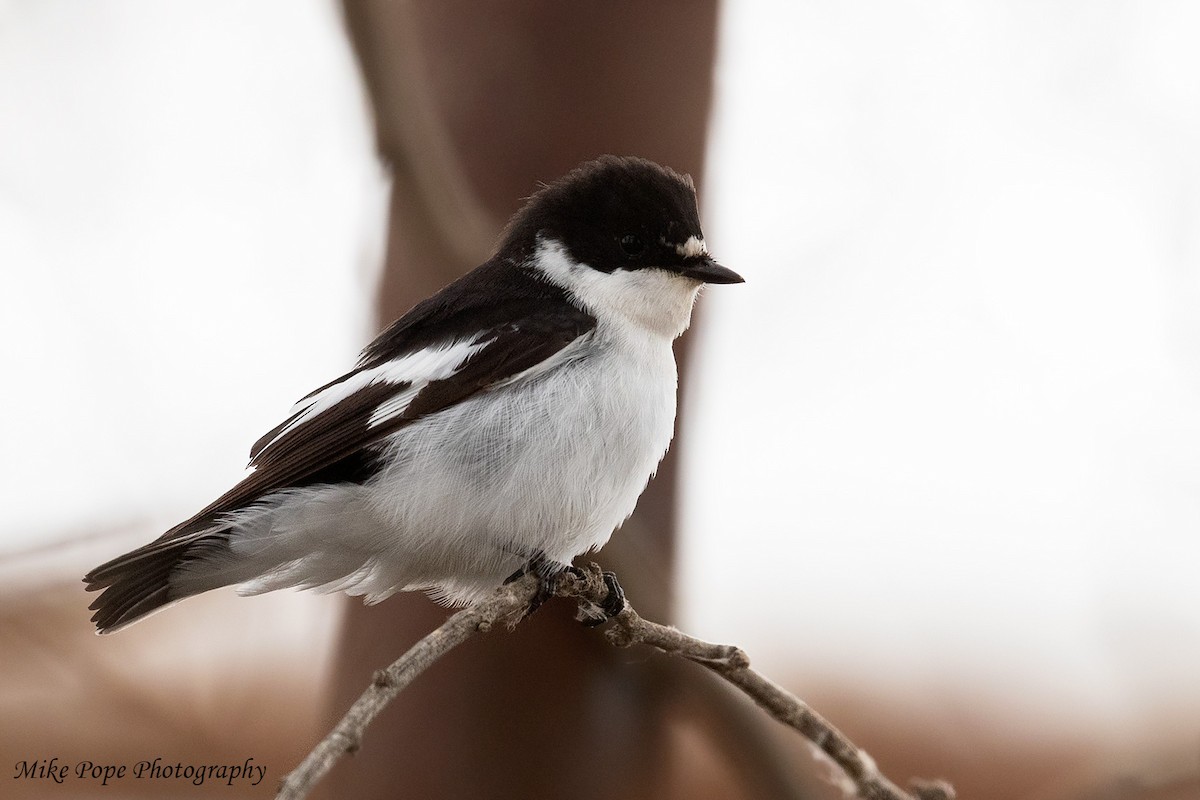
506,551,577,618
599,570,626,617
580,570,626,627
507,554,625,625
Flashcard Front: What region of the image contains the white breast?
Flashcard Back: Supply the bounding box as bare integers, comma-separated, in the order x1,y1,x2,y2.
356,238,703,603
353,323,678,603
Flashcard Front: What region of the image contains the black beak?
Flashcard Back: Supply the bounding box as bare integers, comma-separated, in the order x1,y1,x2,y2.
680,256,744,284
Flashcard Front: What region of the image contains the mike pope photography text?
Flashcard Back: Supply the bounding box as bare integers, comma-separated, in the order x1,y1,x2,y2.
13,757,267,787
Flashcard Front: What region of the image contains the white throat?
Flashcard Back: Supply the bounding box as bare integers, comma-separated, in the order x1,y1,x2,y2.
532,238,702,340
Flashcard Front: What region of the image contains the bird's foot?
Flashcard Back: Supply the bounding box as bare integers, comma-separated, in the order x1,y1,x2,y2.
579,570,626,627
505,555,626,625
598,570,625,617
505,551,580,618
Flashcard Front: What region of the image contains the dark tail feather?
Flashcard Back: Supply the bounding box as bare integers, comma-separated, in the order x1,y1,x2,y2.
83,531,229,633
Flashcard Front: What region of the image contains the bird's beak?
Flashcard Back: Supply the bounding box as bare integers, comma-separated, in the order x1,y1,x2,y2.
680,256,744,284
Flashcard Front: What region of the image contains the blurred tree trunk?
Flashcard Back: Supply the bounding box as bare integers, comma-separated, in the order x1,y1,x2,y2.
324,2,718,798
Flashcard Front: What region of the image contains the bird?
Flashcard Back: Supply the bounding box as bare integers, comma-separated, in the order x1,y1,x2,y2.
84,155,743,633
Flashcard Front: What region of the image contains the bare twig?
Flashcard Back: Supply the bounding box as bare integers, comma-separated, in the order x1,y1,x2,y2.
669,661,815,799
276,565,954,800
275,574,540,800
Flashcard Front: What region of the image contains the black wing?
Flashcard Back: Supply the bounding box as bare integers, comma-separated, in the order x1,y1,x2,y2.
85,259,594,583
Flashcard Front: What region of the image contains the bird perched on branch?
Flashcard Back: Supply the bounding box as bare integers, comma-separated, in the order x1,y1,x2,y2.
84,155,743,633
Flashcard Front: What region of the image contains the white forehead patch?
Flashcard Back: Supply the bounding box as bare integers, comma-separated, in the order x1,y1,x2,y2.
675,236,707,258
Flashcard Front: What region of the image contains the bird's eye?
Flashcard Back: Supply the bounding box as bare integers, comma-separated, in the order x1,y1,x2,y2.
619,234,645,257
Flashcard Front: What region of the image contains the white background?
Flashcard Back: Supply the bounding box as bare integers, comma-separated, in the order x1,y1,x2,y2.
685,0,1200,741
2,0,1198,753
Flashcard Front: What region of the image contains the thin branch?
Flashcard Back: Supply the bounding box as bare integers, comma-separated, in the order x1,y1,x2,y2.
276,565,955,800
669,661,815,800
275,574,540,799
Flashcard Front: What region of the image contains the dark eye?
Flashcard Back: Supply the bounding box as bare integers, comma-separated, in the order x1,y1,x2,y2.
619,234,645,257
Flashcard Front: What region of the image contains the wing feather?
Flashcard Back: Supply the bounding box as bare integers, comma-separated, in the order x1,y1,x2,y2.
154,316,593,543
89,260,598,573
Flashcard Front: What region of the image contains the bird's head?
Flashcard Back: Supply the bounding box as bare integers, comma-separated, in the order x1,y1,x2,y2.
500,156,743,338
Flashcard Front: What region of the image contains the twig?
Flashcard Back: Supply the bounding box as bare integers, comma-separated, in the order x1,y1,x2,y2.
564,565,955,800
275,574,540,799
668,660,814,800
276,565,955,800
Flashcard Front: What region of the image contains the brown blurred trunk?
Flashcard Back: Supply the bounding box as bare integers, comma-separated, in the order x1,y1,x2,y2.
325,3,718,798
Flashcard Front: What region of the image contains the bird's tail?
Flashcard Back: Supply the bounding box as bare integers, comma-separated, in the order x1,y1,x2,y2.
83,528,232,634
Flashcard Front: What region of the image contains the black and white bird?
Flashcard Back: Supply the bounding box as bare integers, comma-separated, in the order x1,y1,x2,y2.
84,155,743,633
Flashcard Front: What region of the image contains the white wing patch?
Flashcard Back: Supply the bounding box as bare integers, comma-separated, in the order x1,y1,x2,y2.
260,336,493,451
367,383,424,427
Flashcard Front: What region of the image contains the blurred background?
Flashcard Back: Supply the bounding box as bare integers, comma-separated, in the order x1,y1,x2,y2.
2,1,1199,798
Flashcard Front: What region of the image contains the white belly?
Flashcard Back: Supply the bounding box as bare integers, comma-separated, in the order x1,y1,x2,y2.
223,330,679,606
369,331,677,600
